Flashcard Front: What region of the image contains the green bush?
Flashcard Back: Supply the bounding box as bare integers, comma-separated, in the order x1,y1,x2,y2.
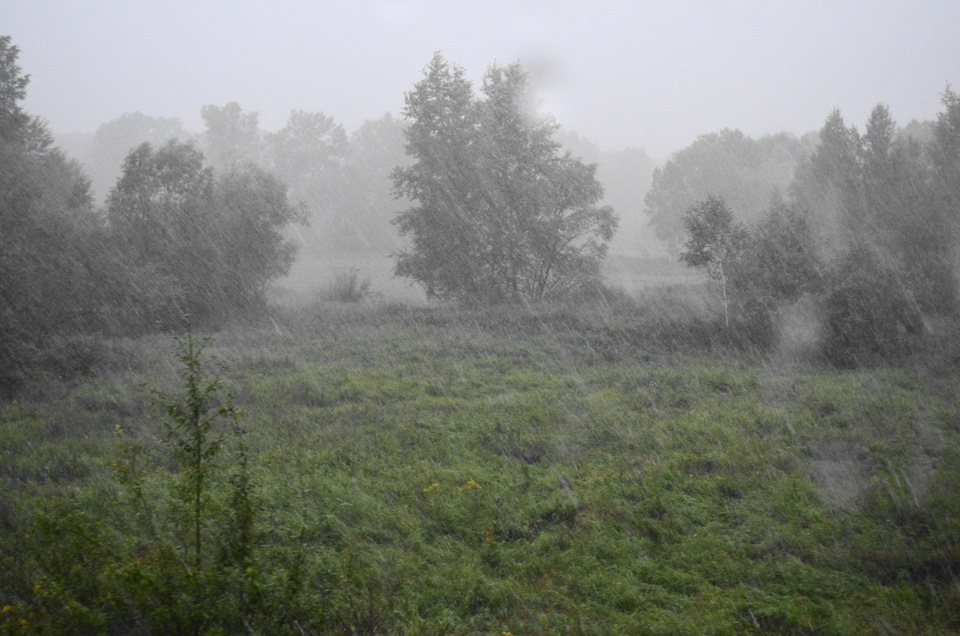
822,245,923,367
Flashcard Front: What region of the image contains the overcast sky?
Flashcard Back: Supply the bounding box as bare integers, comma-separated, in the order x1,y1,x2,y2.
4,0,959,159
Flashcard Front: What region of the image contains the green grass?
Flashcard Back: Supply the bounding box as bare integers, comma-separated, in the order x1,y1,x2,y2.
2,301,959,633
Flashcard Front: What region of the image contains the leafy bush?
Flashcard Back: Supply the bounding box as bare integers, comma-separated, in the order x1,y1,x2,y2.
320,268,373,303
821,245,923,367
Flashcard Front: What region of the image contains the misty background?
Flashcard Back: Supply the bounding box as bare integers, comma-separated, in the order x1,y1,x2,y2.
7,1,959,158
6,0,958,300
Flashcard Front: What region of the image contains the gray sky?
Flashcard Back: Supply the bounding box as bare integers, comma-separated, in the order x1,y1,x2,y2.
5,0,959,159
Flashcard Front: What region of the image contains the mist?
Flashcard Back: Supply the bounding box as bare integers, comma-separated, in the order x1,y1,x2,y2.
3,4,960,632
6,1,958,160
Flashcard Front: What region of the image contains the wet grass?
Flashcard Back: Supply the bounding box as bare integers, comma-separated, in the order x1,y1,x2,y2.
2,300,959,633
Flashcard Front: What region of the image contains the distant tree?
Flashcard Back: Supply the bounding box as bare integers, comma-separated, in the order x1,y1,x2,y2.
213,162,306,305
679,196,749,327
790,110,863,252
645,130,808,254
70,112,191,203
393,53,617,302
266,110,348,232
201,102,262,170
557,130,658,256
339,113,410,251
107,140,304,323
789,103,957,314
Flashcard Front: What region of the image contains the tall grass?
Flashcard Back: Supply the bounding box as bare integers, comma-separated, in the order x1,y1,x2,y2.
2,293,960,632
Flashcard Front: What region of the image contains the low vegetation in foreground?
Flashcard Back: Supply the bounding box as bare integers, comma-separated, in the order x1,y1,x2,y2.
1,300,959,634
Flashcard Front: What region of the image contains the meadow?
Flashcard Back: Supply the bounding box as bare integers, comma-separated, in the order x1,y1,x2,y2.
1,277,959,634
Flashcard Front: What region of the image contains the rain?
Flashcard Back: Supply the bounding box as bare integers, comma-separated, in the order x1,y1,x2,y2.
2,2,960,632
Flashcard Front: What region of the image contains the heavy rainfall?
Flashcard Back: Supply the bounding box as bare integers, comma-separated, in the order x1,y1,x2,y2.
2,2,959,633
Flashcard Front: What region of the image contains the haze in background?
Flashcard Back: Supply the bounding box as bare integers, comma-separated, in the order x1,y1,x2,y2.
4,0,958,159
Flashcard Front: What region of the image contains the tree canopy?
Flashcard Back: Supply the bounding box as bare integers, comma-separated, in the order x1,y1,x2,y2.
393,53,617,302
645,130,809,254
106,140,305,323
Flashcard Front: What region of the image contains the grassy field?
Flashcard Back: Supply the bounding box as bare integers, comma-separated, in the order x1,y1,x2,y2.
1,297,959,634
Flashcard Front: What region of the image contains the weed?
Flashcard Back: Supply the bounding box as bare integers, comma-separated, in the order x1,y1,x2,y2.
319,268,373,303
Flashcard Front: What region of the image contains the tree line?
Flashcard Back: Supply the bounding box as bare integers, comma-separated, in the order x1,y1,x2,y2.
674,95,960,365
0,37,304,392
3,30,959,392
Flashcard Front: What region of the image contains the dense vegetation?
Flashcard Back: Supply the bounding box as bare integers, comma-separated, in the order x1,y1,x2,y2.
2,301,959,633
3,34,960,633
0,37,304,395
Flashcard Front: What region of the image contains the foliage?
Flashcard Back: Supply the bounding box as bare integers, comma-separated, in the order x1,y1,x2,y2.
106,140,305,325
393,53,617,302
790,102,958,316
0,36,121,394
338,113,410,252
679,196,749,327
645,129,809,254
265,109,350,250
200,101,262,170
821,244,924,367
790,109,864,248
738,196,822,305
555,130,658,256
0,336,284,633
58,112,190,204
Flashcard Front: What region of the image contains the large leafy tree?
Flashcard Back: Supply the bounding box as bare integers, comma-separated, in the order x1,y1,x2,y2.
393,53,616,302
107,140,304,323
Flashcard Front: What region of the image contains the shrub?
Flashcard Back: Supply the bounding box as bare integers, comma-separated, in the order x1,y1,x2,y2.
821,245,923,367
321,268,373,303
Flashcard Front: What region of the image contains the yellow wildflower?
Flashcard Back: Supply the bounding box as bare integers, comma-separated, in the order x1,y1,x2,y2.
458,479,482,492
1,605,15,614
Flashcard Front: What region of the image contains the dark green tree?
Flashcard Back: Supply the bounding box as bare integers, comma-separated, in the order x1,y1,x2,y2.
393,53,616,301
739,195,822,305
107,140,303,323
0,36,116,390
